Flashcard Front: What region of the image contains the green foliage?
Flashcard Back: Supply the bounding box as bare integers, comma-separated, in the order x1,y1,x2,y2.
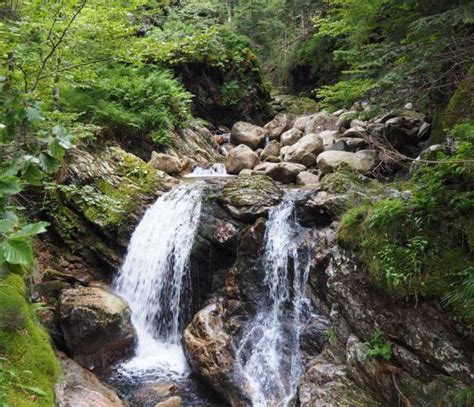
61,67,192,146
454,387,474,407
313,0,474,110
338,123,474,324
0,274,60,406
363,329,392,361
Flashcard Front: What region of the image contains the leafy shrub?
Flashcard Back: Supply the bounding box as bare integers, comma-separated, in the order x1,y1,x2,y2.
363,329,392,361
61,67,192,147
338,123,474,324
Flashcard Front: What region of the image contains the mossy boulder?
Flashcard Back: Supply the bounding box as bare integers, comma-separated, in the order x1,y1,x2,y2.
0,274,60,407
46,146,175,271
443,65,474,130
218,175,283,222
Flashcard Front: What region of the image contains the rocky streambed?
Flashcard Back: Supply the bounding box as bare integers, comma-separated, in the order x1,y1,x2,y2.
33,104,472,406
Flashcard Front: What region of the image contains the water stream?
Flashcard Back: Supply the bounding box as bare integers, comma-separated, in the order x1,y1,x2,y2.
237,193,313,407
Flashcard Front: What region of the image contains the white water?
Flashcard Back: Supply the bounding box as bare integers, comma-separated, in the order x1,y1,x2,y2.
237,194,312,406
113,185,203,377
184,163,230,178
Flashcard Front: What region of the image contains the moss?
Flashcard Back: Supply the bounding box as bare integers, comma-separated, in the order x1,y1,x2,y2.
338,205,370,248
442,65,474,130
0,274,60,406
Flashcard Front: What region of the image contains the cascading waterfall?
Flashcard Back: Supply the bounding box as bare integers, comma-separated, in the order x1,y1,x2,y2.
237,194,312,407
113,185,203,377
184,163,229,178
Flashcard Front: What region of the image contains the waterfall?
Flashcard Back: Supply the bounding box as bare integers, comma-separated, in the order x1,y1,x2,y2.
237,194,312,407
113,185,203,377
185,163,229,178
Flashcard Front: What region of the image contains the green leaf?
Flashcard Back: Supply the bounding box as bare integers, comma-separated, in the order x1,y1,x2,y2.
0,219,17,234
22,162,44,186
47,139,65,159
0,175,22,195
25,106,44,124
0,239,33,265
11,222,48,239
39,153,61,174
17,385,47,397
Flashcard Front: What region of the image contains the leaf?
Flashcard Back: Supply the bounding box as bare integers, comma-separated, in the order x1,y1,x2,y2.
39,153,61,174
17,385,47,397
47,139,66,159
0,175,22,195
22,162,44,186
0,219,17,234
11,222,49,239
25,106,44,124
0,239,33,265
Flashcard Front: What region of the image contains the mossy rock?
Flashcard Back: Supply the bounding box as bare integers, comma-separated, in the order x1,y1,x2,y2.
0,274,60,406
443,65,474,130
218,175,283,222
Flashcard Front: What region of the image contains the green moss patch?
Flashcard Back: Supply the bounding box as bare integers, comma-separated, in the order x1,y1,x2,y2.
0,274,60,406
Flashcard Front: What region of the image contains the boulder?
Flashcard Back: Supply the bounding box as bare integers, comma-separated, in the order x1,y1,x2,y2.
183,301,252,407
318,130,341,148
342,126,366,139
293,115,312,131
55,352,124,407
260,140,281,160
317,150,377,174
333,137,369,152
264,114,294,140
253,162,277,173
265,162,307,184
350,119,367,128
129,382,181,407
58,286,135,370
218,175,283,222
225,145,259,175
283,133,324,167
239,169,254,177
149,152,182,175
280,128,303,146
296,171,320,186
304,111,338,134
295,190,348,226
230,122,266,149
264,155,281,163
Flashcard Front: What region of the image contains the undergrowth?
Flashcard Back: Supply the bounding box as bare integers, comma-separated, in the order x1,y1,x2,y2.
338,123,474,325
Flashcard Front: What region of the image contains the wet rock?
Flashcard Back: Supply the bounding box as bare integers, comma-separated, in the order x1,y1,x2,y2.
218,175,283,222
317,150,377,174
304,111,338,134
149,152,182,175
280,128,303,146
183,301,252,407
296,190,347,226
225,144,260,175
283,133,324,167
264,114,294,140
58,286,135,370
230,122,266,149
265,162,307,184
299,349,382,407
260,140,281,160
296,171,320,186
55,352,124,407
129,382,180,407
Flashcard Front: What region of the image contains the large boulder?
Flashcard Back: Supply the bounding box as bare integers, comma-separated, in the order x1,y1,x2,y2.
129,382,182,407
304,111,338,134
264,114,294,140
283,133,324,167
296,171,320,187
265,162,307,184
317,150,377,174
225,144,260,174
183,301,252,407
280,128,303,146
149,152,182,175
294,115,312,131
58,286,135,370
218,175,283,222
260,140,281,161
55,352,124,407
230,122,266,149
